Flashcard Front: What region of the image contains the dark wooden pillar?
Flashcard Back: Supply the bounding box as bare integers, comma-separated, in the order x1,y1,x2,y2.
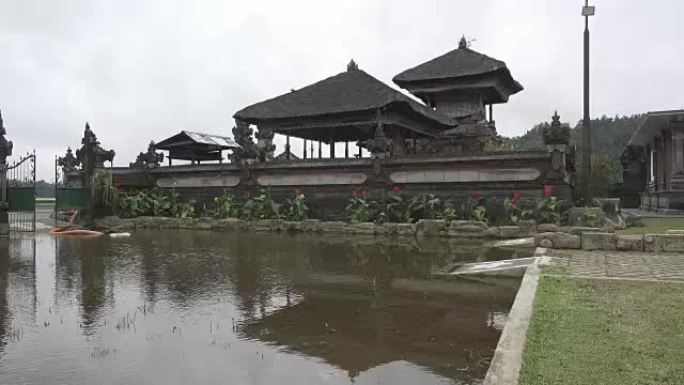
219,150,223,164
318,141,322,158
345,142,349,158
329,141,335,158
169,156,172,166
303,139,307,159
286,135,291,160
358,146,362,158
310,141,314,159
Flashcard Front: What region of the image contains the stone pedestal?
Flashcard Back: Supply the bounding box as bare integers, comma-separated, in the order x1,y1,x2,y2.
0,202,8,236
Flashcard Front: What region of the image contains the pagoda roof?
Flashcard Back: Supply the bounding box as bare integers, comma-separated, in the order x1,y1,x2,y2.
393,40,523,97
234,67,454,128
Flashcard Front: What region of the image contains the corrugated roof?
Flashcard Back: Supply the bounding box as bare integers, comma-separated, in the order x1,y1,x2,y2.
183,131,240,148
156,131,241,150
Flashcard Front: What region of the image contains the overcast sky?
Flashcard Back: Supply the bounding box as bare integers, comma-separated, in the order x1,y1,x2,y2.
1,0,683,180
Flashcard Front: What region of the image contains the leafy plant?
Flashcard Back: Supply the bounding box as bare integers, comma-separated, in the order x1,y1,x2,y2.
92,172,119,208
346,189,380,223
117,188,195,218
241,189,279,220
436,206,457,221
281,191,309,221
471,204,488,223
211,194,241,219
385,193,425,223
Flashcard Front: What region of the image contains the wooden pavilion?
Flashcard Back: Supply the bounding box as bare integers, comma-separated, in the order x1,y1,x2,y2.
155,131,241,165
233,60,456,159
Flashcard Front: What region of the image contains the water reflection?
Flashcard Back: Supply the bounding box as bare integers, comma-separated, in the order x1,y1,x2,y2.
0,231,525,385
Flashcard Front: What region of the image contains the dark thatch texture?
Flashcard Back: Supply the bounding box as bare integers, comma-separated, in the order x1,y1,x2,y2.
393,46,523,94
233,69,454,126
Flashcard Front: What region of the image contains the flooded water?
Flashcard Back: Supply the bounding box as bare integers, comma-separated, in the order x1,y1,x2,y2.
0,230,525,384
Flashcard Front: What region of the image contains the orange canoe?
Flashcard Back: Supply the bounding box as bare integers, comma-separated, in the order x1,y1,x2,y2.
51,227,104,238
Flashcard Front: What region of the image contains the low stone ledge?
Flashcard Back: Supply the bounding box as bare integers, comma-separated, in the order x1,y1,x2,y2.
347,222,376,235
517,220,537,236
534,232,581,249
616,235,644,251
644,233,684,252
396,223,417,236
319,221,347,233
299,219,321,232
448,220,488,238
279,221,301,232
417,219,447,237
498,226,522,239
581,232,617,250
253,219,281,232
537,223,559,233
568,226,604,235
380,222,398,236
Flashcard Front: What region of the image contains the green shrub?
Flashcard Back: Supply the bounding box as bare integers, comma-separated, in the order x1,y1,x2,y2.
281,190,309,221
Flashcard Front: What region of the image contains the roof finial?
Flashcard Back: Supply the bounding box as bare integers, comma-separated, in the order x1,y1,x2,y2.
347,59,359,71
459,35,468,49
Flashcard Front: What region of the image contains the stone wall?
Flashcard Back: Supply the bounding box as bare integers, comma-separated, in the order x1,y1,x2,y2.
106,152,573,220
96,216,543,240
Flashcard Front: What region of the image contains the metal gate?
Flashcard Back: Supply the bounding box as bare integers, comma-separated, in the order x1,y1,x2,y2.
6,151,36,232
54,156,88,225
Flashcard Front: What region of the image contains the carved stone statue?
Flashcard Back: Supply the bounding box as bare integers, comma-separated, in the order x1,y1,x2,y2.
58,147,80,174
0,109,13,164
130,141,164,169
255,127,276,162
543,111,571,145
75,122,115,169
359,118,391,159
230,119,258,163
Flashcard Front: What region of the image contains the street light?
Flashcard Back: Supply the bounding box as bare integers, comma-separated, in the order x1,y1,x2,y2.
582,1,595,205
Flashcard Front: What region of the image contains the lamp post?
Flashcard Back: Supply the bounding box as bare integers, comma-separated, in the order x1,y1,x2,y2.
582,1,595,205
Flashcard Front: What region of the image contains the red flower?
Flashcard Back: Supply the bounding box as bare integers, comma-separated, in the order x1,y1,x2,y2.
392,186,401,193
543,185,554,196
472,190,482,199
352,189,358,197
511,192,523,204
294,187,302,195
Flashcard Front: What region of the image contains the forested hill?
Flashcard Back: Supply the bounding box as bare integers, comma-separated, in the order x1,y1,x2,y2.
501,114,642,155
496,114,644,181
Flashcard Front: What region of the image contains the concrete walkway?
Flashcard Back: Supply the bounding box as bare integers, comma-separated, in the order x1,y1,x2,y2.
551,249,684,282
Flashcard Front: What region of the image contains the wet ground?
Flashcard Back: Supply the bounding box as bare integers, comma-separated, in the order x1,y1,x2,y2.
0,214,526,384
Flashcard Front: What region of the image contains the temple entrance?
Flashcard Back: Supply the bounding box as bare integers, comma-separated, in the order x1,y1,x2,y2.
54,155,88,226
5,151,36,232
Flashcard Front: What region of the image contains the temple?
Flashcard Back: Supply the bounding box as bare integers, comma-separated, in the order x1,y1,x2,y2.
621,110,684,212
96,37,574,219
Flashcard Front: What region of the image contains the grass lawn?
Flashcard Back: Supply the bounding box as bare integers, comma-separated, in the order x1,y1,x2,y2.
519,276,684,385
618,217,684,235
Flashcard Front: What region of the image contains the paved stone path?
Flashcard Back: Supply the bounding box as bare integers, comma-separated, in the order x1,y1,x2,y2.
550,249,684,282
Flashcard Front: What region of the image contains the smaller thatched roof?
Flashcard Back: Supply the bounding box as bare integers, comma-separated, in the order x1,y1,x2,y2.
393,38,523,96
